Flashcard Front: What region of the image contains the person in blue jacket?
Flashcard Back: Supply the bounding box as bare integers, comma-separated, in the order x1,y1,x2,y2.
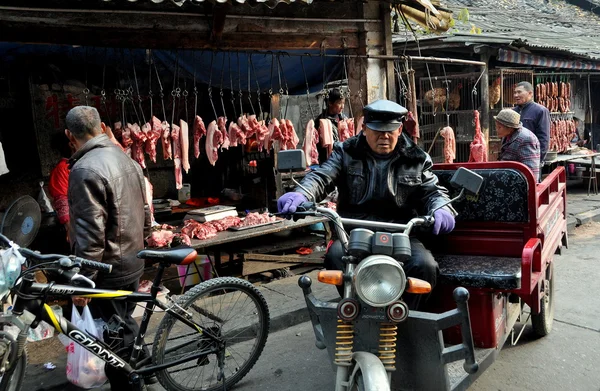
513,81,551,165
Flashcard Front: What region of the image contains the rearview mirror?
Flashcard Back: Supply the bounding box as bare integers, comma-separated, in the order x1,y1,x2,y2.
277,150,307,172
450,167,484,195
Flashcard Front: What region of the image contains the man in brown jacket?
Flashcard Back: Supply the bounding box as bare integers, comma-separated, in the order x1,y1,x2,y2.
65,106,150,388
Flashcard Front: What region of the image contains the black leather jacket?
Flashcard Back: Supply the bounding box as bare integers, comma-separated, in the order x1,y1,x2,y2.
295,132,455,223
68,134,150,287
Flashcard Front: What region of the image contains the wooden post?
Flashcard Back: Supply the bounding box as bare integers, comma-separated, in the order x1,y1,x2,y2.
381,3,396,102
479,52,491,147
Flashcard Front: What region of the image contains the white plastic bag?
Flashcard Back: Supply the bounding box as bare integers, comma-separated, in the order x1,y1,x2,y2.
65,305,107,389
0,246,26,299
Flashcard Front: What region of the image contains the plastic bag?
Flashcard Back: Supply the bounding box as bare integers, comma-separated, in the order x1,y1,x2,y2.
0,246,25,299
65,304,107,389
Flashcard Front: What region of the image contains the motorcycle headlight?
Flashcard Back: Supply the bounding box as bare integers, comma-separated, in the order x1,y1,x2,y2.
353,255,406,307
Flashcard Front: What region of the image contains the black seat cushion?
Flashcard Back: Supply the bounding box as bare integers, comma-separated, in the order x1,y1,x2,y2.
137,246,197,265
436,254,522,290
433,168,530,223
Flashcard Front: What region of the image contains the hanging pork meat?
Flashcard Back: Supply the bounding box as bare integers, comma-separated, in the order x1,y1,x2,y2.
228,121,246,147
130,123,147,169
113,121,123,140
161,121,172,160
356,116,364,135
347,118,355,138
238,115,253,138
404,111,420,141
338,119,352,142
180,119,190,173
146,117,162,163
284,119,299,150
468,110,488,162
105,125,125,152
319,119,334,158
171,124,183,189
193,115,207,158
302,120,319,166
206,120,223,166
217,117,230,149
439,126,456,164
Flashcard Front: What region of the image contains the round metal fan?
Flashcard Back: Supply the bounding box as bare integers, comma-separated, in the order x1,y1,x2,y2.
0,195,42,247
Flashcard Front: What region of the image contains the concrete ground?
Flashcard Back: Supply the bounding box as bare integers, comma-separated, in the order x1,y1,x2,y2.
19,180,600,391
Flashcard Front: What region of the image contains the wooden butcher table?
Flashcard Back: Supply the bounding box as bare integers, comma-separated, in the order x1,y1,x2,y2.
180,216,330,285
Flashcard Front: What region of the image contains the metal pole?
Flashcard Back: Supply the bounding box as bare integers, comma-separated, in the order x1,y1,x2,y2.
589,74,594,150
480,52,491,149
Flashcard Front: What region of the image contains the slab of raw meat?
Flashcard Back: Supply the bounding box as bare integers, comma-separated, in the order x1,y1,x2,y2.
171,124,183,189
269,118,283,148
146,117,162,163
182,219,217,240
347,118,355,137
284,119,299,150
238,115,253,138
120,122,133,148
264,119,276,151
207,216,242,231
193,115,207,158
468,110,488,163
180,119,190,173
217,116,230,149
228,122,246,147
205,120,222,166
130,123,147,169
247,115,261,139
302,119,319,166
146,230,175,248
338,119,352,142
161,121,172,160
113,121,124,140
404,111,420,141
440,126,456,164
319,119,334,158
256,120,270,151
241,212,276,227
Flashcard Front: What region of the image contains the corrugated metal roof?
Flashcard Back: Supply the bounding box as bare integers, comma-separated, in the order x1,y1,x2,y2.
393,0,600,60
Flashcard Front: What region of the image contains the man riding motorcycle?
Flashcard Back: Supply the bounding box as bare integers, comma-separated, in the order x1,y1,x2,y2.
277,100,456,309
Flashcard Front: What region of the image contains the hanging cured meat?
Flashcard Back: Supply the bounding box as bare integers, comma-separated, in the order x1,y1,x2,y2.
146,117,162,163
171,124,183,189
193,115,207,158
130,123,147,169
228,122,246,147
217,117,230,149
468,110,488,163
284,120,299,150
205,120,222,166
303,119,319,166
439,126,456,164
404,111,420,141
161,121,172,160
319,119,334,158
180,120,190,173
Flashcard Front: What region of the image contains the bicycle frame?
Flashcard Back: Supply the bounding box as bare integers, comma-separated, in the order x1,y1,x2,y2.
3,264,223,380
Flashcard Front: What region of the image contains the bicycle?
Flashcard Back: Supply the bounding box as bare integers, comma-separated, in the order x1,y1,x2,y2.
0,233,270,391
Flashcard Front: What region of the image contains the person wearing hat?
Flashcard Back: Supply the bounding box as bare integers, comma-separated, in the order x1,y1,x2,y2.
277,99,456,309
495,108,541,181
314,88,348,164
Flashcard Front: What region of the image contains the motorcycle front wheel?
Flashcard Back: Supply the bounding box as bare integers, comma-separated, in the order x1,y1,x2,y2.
0,332,27,391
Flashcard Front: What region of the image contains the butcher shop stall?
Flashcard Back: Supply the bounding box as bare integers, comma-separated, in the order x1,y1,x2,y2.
0,0,417,292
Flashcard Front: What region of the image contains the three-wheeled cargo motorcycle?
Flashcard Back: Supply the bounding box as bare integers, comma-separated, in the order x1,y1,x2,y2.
278,150,567,391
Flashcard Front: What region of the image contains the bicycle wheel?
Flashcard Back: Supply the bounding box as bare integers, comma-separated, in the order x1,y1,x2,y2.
0,332,27,391
152,277,270,391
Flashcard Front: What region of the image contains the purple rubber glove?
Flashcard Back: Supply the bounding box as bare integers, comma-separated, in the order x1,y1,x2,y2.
432,209,455,235
277,192,308,214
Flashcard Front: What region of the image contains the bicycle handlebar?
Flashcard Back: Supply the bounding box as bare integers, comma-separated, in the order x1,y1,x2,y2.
0,232,112,273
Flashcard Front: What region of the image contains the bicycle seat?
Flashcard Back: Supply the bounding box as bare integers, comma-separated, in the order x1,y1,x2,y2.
137,246,198,266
